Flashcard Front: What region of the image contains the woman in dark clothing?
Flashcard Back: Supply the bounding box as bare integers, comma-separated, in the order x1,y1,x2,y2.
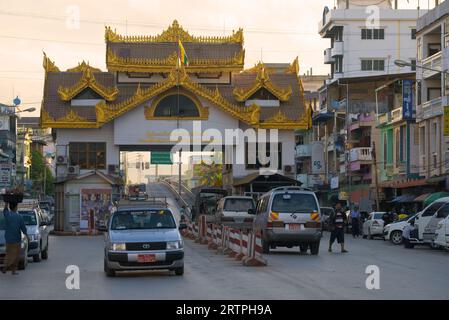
328,203,349,253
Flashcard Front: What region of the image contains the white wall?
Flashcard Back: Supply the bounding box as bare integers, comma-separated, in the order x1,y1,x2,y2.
233,130,296,178
55,122,119,175
321,9,417,81
113,96,239,146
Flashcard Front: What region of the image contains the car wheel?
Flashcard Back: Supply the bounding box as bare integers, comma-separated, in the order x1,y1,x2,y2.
309,242,320,255
368,229,373,240
390,231,403,245
174,266,184,276
362,234,367,239
262,237,270,254
33,254,41,263
430,242,440,250
104,259,115,277
299,244,308,254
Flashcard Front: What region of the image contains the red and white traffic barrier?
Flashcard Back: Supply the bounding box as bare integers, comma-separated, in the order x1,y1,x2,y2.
234,230,249,261
243,230,267,267
208,224,219,250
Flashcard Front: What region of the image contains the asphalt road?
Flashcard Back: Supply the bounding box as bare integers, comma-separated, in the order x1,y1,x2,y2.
1,183,448,300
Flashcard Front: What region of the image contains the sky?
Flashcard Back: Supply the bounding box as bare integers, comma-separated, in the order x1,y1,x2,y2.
0,0,432,116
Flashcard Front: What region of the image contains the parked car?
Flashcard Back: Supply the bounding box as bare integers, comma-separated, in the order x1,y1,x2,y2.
411,197,449,248
214,196,256,228
101,207,187,277
434,214,449,250
320,207,334,231
383,213,418,245
362,212,386,239
253,186,322,255
0,212,29,270
18,208,50,262
191,187,228,223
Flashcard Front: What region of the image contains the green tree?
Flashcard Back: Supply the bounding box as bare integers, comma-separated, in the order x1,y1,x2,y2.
193,161,222,187
30,149,54,196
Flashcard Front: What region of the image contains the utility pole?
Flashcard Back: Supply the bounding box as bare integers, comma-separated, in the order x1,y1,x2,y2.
372,142,380,211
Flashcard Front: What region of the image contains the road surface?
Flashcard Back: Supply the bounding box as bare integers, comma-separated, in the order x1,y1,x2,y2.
1,183,448,300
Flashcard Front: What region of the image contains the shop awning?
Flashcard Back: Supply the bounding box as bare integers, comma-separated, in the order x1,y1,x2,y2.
413,193,431,203
312,111,334,124
423,192,449,207
388,194,417,204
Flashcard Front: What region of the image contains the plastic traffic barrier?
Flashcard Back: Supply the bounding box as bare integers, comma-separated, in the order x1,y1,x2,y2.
243,230,267,267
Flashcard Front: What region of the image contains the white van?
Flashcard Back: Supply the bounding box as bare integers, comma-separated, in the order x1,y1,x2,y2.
411,197,449,247
434,215,449,250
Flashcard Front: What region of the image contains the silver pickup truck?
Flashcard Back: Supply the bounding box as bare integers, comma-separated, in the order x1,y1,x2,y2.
100,206,187,277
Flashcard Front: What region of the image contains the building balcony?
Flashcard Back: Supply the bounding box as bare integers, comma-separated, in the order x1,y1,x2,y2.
417,97,443,121
394,162,406,176
377,112,391,127
296,144,311,157
422,51,442,79
324,48,335,64
391,107,403,123
350,147,373,162
339,153,346,163
331,41,343,57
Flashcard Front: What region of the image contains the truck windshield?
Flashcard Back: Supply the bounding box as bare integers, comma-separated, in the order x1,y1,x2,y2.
271,193,318,213
18,211,38,225
224,198,255,211
111,210,176,230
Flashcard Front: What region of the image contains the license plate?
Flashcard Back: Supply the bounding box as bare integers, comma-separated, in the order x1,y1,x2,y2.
287,224,302,231
137,254,156,263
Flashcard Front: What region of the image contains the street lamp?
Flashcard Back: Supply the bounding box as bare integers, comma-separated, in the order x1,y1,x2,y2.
15,107,36,114
394,59,449,75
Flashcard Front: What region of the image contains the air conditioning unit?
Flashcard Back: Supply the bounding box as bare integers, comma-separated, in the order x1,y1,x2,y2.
108,165,119,175
56,155,67,165
67,165,80,175
284,165,293,174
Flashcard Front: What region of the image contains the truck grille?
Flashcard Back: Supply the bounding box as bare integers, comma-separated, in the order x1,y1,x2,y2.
125,242,166,251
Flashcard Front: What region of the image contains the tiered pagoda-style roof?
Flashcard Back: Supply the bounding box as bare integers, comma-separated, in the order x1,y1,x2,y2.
40,21,310,130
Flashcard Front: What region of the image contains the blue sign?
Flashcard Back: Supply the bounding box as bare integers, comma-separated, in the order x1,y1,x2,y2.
402,80,414,120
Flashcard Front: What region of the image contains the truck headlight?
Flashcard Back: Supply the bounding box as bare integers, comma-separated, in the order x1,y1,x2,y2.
166,240,183,250
110,243,126,251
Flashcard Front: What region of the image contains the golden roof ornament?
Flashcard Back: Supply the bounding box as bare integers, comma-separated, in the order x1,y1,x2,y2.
42,52,60,73
105,20,244,44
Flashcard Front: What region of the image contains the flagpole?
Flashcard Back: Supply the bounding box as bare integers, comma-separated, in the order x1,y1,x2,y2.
177,36,182,200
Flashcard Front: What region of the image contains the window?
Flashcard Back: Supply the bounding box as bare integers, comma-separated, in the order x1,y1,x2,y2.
361,59,385,71
422,202,445,217
411,28,417,40
410,59,416,71
271,193,318,213
154,94,200,117
111,209,176,230
245,142,282,170
361,28,384,40
69,142,106,170
428,43,441,57
335,56,343,73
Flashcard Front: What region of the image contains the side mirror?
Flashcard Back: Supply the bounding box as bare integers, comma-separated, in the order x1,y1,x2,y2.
179,223,188,231
248,209,255,215
97,225,108,232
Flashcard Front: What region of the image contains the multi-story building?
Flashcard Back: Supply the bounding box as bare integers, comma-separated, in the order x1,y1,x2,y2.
316,0,418,209
415,0,449,193
0,103,17,190
295,73,328,190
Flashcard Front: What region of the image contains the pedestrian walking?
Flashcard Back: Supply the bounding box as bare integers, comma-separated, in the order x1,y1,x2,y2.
402,219,417,249
351,204,361,238
1,201,28,275
328,203,348,253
